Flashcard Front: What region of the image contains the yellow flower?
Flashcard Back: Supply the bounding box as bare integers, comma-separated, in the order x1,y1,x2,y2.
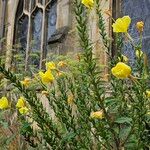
112,16,131,33
90,110,104,119
136,21,144,32
16,97,26,108
57,61,67,68
45,62,56,70
39,70,54,84
0,97,9,109
82,0,94,9
146,90,150,98
118,55,128,62
67,94,74,105
136,50,143,58
21,77,31,87
19,107,29,114
111,62,131,79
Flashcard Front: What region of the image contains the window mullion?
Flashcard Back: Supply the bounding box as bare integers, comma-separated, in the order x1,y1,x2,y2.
25,1,32,71
39,7,46,69
0,0,7,52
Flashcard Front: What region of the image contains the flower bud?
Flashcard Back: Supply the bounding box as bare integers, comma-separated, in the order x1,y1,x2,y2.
135,49,143,58
136,21,144,32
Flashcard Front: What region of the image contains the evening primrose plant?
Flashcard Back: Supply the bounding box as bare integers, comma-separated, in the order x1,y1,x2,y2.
0,0,150,149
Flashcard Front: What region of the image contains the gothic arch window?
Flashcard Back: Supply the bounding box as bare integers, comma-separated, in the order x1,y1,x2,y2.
113,0,150,63
14,0,57,70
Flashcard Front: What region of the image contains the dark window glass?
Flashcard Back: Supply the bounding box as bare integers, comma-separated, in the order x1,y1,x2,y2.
24,0,30,11
31,0,36,11
38,0,43,4
32,10,43,51
47,2,57,39
18,16,28,51
30,10,43,68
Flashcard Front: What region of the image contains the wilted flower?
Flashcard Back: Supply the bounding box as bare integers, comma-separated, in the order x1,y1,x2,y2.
136,50,143,58
0,97,9,109
90,110,104,119
67,94,74,105
19,107,29,114
112,16,131,33
39,70,54,84
56,71,65,77
41,90,49,96
21,77,31,87
16,97,26,108
82,0,94,9
136,21,144,32
111,62,131,79
57,61,67,68
45,62,56,70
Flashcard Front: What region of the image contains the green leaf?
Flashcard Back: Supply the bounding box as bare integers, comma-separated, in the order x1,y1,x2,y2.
115,117,132,124
61,132,76,143
0,121,8,129
119,126,131,140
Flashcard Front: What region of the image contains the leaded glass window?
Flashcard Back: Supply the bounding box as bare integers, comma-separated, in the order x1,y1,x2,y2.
47,2,57,39
119,0,150,63
32,10,43,51
18,16,28,51
15,0,57,70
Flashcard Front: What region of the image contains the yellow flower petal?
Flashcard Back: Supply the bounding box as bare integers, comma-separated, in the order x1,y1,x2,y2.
45,62,56,70
82,0,94,9
0,97,9,109
111,62,131,79
16,97,26,108
19,107,29,114
39,70,54,84
112,16,131,33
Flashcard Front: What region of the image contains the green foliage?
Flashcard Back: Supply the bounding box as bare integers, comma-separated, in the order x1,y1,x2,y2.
0,1,150,150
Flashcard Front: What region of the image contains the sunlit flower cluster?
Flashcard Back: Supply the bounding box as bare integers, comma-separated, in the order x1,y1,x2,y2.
16,97,29,114
38,61,67,84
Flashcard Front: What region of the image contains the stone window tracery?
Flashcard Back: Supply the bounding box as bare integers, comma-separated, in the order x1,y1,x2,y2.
15,0,57,70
